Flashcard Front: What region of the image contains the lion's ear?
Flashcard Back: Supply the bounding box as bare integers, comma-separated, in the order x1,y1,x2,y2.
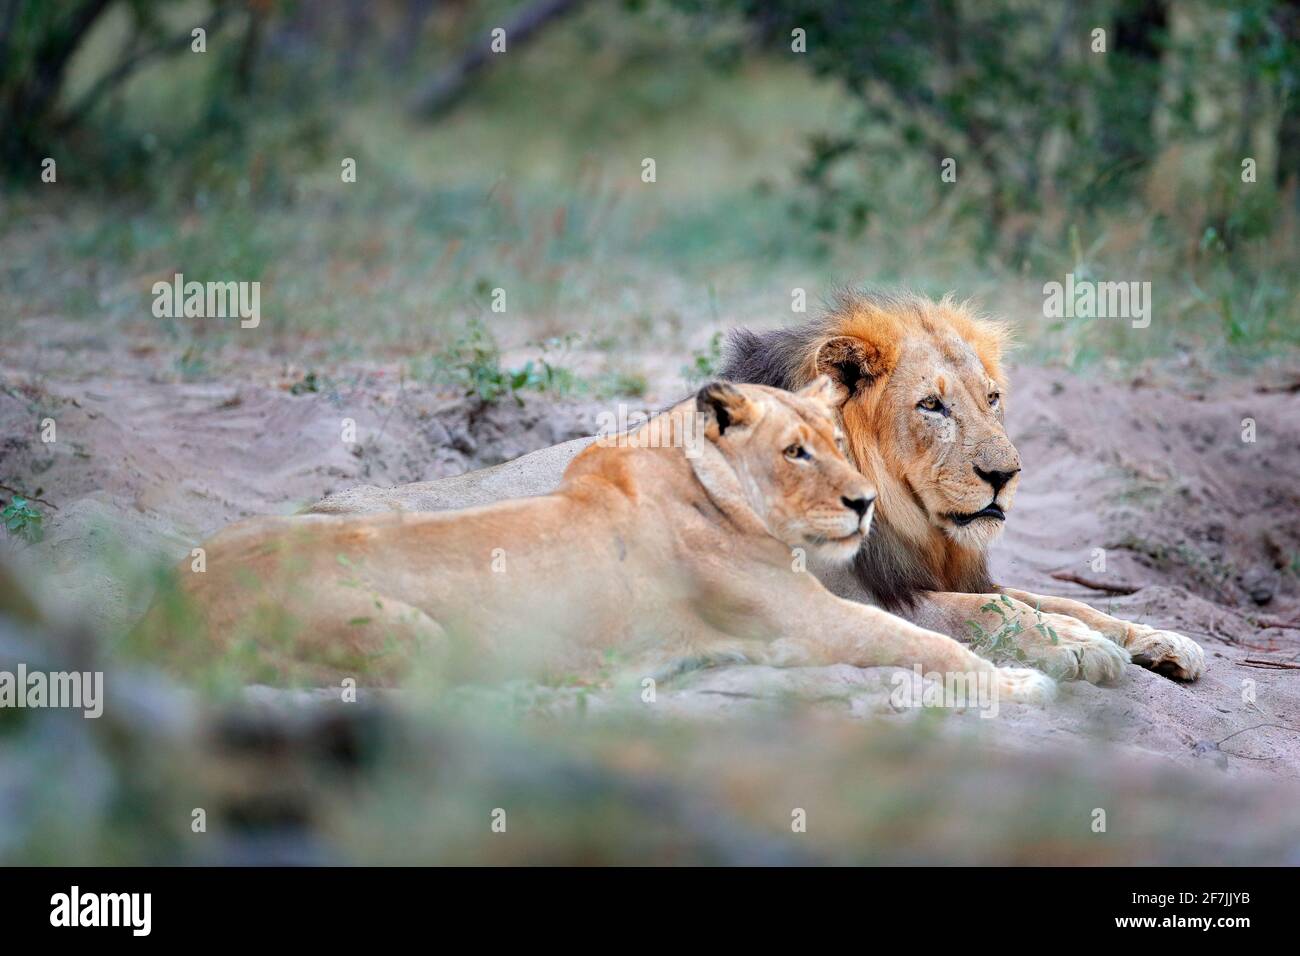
696,381,764,438
796,375,839,410
814,336,885,403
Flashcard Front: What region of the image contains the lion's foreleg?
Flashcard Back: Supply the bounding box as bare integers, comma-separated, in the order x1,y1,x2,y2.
997,587,1204,681
918,590,1129,684
761,597,1054,704
997,587,1136,643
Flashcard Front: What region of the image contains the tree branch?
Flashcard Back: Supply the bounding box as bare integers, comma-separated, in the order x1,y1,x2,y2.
58,5,233,130
0,0,22,73
0,482,58,511
1048,570,1141,595
25,0,116,122
409,0,586,119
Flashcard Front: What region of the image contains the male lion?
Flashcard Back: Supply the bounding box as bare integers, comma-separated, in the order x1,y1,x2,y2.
142,379,1053,703
719,289,1205,683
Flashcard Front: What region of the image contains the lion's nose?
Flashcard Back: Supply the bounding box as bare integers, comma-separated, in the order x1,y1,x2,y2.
842,494,874,518
974,465,1020,494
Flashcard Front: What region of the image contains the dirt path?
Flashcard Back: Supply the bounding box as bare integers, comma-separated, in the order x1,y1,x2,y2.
2,322,1298,778
985,360,1300,776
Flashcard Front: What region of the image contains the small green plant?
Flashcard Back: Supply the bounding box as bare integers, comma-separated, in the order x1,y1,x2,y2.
2,496,44,544
510,335,582,399
682,331,723,385
418,321,513,402
290,371,321,395
175,345,209,381
596,369,649,399
420,322,581,404
964,594,1058,665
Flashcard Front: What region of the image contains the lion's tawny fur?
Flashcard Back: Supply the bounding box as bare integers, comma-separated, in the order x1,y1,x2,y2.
139,379,1054,701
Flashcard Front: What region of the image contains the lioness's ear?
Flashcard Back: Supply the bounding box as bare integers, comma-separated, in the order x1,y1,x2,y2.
814,336,885,403
696,381,764,438
796,374,839,410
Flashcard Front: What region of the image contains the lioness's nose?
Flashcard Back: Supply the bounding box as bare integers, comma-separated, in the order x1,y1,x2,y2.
974,465,1020,494
842,494,874,517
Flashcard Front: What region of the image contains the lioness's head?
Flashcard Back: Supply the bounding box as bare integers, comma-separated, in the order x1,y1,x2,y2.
719,289,1018,603
693,377,875,564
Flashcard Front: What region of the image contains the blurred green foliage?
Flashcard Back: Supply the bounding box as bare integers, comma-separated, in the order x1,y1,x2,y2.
0,0,1296,363
688,0,1300,257
6,1,1297,237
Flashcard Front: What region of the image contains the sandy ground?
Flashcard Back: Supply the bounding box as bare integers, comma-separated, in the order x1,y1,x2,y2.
2,320,1299,782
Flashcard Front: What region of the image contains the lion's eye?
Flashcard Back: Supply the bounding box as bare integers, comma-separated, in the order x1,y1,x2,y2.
988,392,1001,408
784,444,810,461
917,396,945,414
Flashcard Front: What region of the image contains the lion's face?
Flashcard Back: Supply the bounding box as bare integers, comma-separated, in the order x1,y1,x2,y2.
871,335,1021,547
696,378,876,564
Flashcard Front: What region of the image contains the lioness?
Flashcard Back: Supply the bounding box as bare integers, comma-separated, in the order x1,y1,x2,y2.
144,379,1052,702
309,290,1204,685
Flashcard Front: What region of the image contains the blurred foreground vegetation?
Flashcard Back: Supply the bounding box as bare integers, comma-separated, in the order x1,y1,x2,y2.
4,553,1299,866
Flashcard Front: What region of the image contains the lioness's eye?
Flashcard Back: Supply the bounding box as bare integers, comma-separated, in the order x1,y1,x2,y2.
917,396,945,413
988,392,1001,408
784,444,810,461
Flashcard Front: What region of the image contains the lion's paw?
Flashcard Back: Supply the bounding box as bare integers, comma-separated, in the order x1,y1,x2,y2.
1024,613,1130,684
1127,627,1205,681
995,667,1056,706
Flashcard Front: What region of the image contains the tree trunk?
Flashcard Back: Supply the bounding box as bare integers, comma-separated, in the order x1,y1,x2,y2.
1,0,116,170
1275,0,1300,199
1100,0,1167,179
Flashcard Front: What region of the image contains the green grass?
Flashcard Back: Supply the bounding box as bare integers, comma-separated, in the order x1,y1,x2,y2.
1,1,1295,373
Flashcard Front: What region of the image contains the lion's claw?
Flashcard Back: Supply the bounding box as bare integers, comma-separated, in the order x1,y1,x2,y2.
1127,627,1205,681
